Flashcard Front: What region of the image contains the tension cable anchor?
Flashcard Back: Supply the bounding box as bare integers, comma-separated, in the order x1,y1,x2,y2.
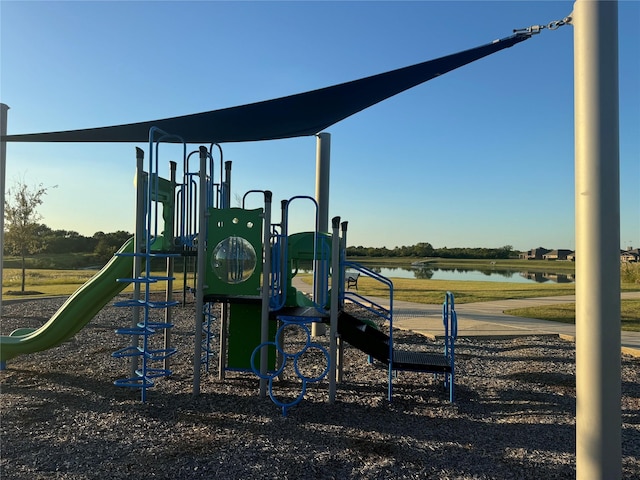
513,16,572,36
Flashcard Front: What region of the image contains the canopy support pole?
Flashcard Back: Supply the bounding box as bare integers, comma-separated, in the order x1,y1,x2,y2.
0,103,9,321
313,132,331,336
574,1,621,478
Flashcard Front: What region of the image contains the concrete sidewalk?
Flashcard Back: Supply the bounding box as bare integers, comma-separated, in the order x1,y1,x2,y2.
390,293,640,357
291,277,640,357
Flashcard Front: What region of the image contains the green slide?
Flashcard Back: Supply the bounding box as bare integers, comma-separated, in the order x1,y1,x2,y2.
0,237,135,364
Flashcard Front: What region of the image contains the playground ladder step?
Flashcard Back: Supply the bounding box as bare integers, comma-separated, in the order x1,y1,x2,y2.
114,376,155,389
136,367,172,379
392,350,452,373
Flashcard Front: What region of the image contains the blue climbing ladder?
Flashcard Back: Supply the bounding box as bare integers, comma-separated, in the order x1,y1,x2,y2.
111,128,182,402
112,255,178,402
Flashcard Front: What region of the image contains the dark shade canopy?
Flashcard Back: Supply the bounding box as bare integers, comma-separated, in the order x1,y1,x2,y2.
2,33,531,144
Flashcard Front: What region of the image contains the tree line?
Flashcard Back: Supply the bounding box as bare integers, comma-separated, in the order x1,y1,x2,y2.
346,243,515,259
3,178,514,294
24,226,133,261
6,225,516,261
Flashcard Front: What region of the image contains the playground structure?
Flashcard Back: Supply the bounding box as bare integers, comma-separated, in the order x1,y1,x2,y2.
1,29,538,408
0,7,625,474
0,127,458,414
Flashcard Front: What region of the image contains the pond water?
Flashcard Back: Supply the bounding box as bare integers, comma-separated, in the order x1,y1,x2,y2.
358,266,575,284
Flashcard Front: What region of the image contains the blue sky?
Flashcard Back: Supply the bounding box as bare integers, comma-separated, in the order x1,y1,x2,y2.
1,1,638,251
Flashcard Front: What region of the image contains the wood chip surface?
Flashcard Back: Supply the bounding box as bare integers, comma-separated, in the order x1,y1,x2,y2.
1,296,638,479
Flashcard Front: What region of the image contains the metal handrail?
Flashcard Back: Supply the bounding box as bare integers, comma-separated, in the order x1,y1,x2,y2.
340,260,394,365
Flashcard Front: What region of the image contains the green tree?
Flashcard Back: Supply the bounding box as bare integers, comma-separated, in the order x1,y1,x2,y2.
3,180,51,291
43,228,95,254
93,230,132,263
414,242,434,257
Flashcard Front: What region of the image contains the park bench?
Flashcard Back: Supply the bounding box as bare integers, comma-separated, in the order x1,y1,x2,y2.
345,271,360,290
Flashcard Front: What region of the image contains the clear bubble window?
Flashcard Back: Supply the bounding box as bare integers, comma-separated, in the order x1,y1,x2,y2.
211,236,257,284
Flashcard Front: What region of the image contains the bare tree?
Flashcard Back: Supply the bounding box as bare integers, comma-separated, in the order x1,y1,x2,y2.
3,179,51,292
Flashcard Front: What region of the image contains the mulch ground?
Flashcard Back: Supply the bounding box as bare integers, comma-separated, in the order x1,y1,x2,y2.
1,296,639,479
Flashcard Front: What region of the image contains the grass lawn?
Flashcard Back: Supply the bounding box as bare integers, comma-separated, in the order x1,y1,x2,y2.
349,274,638,331
2,268,99,297
4,266,639,332
504,300,640,332
354,276,579,304
2,268,183,298
4,268,638,305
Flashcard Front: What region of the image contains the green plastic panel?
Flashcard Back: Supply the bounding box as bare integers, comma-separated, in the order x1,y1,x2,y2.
227,304,276,371
204,208,263,296
287,232,331,261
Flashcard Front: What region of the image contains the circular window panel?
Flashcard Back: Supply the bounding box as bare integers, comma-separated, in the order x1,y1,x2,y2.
211,236,257,284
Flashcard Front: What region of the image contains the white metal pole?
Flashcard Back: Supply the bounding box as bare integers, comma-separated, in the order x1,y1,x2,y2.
223,160,232,208
163,161,177,374
259,191,273,398
130,147,145,378
340,221,348,310
193,146,208,395
328,216,340,403
313,132,331,336
337,220,348,382
315,132,331,232
573,1,621,478
0,103,8,319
